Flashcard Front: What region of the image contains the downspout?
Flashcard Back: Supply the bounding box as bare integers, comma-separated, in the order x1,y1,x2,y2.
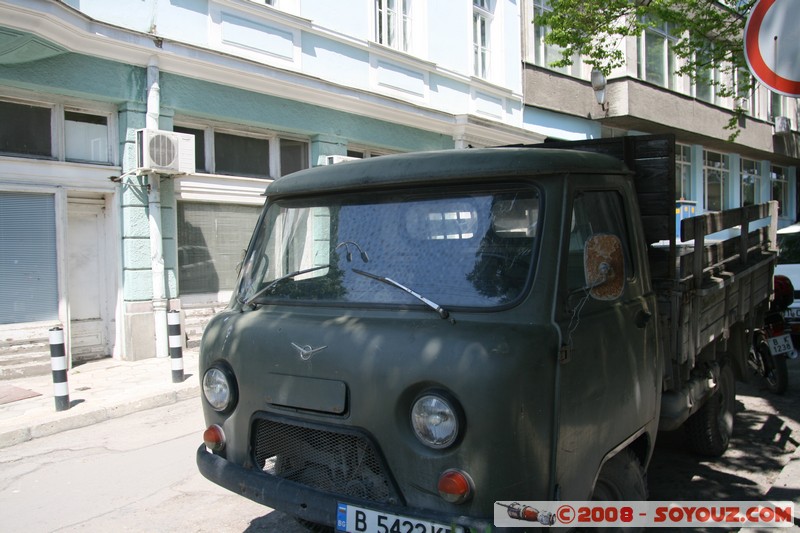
146,55,168,358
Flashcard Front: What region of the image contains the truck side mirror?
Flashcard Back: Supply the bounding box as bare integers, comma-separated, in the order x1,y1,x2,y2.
584,233,625,300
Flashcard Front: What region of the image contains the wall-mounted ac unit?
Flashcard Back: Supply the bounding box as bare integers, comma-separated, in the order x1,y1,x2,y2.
324,155,359,165
136,129,196,174
774,116,792,135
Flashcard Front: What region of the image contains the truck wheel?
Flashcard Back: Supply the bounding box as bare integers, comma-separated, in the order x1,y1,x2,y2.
685,362,735,457
592,448,647,501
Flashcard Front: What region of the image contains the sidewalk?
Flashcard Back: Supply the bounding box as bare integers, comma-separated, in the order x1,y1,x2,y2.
0,350,199,448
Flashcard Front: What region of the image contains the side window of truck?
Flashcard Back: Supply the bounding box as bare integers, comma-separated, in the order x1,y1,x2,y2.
566,190,633,292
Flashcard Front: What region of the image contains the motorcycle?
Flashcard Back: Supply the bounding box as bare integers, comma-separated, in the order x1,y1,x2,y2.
749,274,798,394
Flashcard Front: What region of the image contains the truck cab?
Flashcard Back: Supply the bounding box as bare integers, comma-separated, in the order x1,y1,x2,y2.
197,144,664,531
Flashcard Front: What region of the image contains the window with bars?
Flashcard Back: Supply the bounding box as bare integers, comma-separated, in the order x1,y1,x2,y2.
473,0,490,78
376,0,411,52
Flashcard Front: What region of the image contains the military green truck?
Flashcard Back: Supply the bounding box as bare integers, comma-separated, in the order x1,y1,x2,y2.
196,135,777,532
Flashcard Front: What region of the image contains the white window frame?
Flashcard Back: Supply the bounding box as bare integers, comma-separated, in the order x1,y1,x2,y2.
0,94,116,165
376,0,412,53
676,143,692,201
638,18,680,91
529,0,581,77
703,149,730,212
740,158,762,207
771,165,790,217
694,44,722,106
473,0,491,79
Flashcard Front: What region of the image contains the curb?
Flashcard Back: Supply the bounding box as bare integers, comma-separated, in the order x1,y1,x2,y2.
0,385,199,449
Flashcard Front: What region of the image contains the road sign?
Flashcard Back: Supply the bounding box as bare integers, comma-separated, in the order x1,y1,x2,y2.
744,0,800,96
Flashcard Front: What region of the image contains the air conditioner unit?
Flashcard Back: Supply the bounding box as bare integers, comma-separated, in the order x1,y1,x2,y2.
324,155,359,165
774,116,792,135
136,129,196,174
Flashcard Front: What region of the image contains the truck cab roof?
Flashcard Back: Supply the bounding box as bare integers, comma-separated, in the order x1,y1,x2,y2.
266,147,630,198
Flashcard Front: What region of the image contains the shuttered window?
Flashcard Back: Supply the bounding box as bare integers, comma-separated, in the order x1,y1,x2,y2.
0,192,59,324
177,202,261,294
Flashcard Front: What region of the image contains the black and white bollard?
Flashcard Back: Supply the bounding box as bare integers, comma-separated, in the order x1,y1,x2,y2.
168,311,184,383
49,326,69,411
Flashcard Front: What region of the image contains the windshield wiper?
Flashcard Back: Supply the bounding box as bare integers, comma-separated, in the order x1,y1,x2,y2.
352,268,450,319
243,264,330,308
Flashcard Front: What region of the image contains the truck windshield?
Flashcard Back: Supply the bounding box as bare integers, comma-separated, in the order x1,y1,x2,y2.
238,186,540,309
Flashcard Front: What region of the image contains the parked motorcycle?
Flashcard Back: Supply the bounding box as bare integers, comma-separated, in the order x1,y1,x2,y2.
749,274,797,394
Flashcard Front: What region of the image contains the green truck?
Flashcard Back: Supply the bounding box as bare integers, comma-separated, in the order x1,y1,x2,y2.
196,135,777,532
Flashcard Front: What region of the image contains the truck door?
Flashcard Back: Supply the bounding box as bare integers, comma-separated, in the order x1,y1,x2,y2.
554,188,659,500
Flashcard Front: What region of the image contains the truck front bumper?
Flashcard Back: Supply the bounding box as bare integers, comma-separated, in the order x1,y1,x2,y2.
196,444,497,532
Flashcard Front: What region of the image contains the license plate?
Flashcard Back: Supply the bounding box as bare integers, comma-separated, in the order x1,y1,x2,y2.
767,333,794,356
783,308,800,319
336,502,463,533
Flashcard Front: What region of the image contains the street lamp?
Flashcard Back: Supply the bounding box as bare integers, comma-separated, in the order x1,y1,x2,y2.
591,68,609,111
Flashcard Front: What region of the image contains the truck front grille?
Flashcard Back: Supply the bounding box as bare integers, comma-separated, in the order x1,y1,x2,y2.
252,416,400,505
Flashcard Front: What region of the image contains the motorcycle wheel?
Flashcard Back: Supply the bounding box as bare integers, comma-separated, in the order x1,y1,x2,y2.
764,353,788,395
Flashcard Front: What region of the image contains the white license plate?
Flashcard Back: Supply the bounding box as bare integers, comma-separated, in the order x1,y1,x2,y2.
336,502,463,533
767,333,794,356
783,308,800,319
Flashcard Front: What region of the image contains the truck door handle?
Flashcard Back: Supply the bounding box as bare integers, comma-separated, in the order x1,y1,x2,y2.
635,309,652,328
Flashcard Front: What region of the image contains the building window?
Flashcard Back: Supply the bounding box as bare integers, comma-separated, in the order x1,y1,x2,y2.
176,122,309,178
376,0,411,52
0,191,59,324
741,158,762,207
676,143,692,201
531,0,580,76
214,132,270,178
703,150,729,212
177,202,262,295
173,126,207,173
65,111,109,163
695,45,721,105
638,18,679,90
0,100,52,157
0,98,114,164
771,165,789,216
735,68,754,114
473,0,490,78
771,91,786,121
280,138,309,177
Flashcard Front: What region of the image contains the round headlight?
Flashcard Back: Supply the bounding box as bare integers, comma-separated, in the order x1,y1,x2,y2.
203,366,235,412
411,394,459,449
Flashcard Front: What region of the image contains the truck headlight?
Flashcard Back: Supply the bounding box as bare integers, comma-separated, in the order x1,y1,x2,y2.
411,394,459,449
202,365,237,413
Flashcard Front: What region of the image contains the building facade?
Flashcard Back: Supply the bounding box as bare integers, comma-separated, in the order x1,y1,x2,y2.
1,0,797,373
0,0,540,370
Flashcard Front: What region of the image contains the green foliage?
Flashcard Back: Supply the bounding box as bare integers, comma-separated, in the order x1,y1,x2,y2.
537,0,758,140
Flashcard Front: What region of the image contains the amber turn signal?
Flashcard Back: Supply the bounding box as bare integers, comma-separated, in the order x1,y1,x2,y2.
437,469,473,504
203,424,226,452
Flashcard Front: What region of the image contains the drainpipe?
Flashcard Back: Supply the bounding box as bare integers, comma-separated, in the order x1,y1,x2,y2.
146,56,168,358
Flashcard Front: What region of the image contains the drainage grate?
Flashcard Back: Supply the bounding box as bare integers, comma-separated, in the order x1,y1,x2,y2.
252,417,399,505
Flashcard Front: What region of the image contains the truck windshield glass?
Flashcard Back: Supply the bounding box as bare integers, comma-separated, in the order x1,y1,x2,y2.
238,186,540,308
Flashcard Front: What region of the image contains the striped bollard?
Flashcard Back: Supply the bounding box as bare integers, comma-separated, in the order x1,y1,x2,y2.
168,311,184,383
49,327,70,411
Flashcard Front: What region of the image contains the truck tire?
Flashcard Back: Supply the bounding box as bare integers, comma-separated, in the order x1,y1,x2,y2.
592,448,648,501
685,362,735,457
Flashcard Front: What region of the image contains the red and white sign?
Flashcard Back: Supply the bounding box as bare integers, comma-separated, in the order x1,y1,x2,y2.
744,0,800,96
